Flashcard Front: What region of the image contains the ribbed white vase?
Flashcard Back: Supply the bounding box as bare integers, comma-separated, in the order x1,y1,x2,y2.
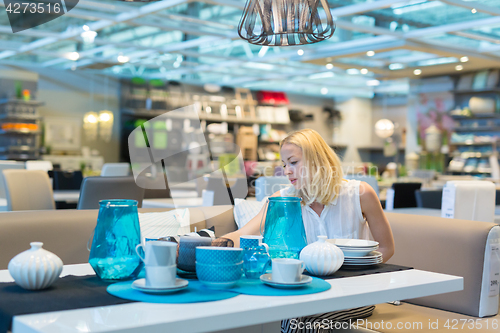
8,242,63,290
299,235,344,276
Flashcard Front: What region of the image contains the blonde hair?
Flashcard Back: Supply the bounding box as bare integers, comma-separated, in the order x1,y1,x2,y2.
280,128,343,206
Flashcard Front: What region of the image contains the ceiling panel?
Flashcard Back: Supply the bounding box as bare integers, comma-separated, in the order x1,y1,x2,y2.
0,0,499,98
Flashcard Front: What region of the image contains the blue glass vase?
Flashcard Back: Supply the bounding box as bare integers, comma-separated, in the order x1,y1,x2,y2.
261,197,307,259
89,200,143,280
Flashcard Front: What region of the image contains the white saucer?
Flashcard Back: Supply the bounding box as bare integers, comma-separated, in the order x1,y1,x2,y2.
260,274,312,288
132,278,189,294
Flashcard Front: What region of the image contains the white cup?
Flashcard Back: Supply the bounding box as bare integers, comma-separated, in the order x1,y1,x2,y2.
145,265,177,288
136,241,177,267
272,258,305,283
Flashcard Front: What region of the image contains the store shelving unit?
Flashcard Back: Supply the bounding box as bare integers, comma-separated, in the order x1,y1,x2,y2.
0,99,43,160
119,80,294,163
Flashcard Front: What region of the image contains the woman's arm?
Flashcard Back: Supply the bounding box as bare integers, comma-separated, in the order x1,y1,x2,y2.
223,190,281,247
359,181,395,262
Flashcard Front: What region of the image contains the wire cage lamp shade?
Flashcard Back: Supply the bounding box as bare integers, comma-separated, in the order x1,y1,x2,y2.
238,0,335,46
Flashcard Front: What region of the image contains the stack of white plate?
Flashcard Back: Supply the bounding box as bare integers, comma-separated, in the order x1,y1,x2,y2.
327,239,382,267
343,251,383,266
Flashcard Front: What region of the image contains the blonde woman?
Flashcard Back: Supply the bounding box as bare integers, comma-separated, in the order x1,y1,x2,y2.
223,128,394,333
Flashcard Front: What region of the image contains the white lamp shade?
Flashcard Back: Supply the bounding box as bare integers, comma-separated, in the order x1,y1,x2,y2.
374,119,395,139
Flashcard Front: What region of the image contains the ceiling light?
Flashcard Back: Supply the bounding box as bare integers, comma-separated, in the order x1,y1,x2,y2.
83,25,90,31
366,80,380,86
81,30,97,44
117,55,129,63
258,46,269,57
244,62,274,70
414,69,422,75
346,68,360,75
417,57,457,67
456,65,463,71
173,62,181,68
460,56,469,63
297,49,304,56
471,8,477,14
366,51,375,57
238,0,335,46
392,1,443,15
326,63,334,69
65,52,80,61
308,72,335,79
360,68,369,75
389,63,405,70
320,88,328,95
374,119,394,139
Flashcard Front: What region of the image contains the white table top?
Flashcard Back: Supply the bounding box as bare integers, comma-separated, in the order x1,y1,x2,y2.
387,207,500,224
5,264,463,333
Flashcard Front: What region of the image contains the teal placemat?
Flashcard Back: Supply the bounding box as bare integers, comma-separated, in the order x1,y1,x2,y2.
227,277,331,296
107,279,239,303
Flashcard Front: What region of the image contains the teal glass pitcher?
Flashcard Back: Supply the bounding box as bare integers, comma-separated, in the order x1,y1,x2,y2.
261,197,307,259
89,200,143,280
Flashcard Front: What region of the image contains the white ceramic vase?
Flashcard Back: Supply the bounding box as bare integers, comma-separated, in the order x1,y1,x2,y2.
8,242,63,290
299,235,344,276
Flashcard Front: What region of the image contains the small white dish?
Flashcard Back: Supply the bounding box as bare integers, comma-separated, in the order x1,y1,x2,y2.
132,278,188,294
260,273,312,288
340,248,376,257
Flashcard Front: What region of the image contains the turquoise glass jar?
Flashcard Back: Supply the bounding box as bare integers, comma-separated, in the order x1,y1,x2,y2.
261,197,307,259
89,200,143,280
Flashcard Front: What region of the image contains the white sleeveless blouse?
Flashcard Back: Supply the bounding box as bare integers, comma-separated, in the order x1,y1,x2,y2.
280,179,372,244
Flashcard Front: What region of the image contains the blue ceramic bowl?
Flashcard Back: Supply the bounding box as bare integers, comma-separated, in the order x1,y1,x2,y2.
196,261,243,288
196,247,243,265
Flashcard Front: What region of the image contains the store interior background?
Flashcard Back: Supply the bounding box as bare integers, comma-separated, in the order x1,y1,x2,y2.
1,0,499,182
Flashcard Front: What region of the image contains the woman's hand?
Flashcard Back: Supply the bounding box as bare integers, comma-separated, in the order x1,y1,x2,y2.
359,182,395,262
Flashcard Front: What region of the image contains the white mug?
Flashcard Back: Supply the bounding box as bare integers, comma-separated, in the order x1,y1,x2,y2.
136,241,177,267
272,258,305,283
145,265,177,288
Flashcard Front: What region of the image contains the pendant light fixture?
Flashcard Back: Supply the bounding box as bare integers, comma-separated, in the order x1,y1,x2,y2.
238,0,335,46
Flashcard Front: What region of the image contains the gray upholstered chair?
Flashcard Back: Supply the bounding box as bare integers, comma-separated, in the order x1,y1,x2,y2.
77,176,145,210
100,163,130,177
2,169,55,211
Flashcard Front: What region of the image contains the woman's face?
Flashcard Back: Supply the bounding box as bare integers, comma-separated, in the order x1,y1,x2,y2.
281,143,305,189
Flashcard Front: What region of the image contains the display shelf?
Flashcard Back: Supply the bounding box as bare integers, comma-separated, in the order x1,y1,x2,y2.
0,129,41,135
121,108,290,125
0,146,38,153
447,169,491,174
357,146,405,151
450,113,500,120
454,126,500,132
0,99,44,106
453,89,500,94
450,141,498,146
0,114,41,120
450,151,494,158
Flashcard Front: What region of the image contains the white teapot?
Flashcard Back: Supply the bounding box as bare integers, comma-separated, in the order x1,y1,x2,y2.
299,235,344,276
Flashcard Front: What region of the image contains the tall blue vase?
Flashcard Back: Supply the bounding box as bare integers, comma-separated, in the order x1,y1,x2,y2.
261,197,307,259
89,199,143,280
